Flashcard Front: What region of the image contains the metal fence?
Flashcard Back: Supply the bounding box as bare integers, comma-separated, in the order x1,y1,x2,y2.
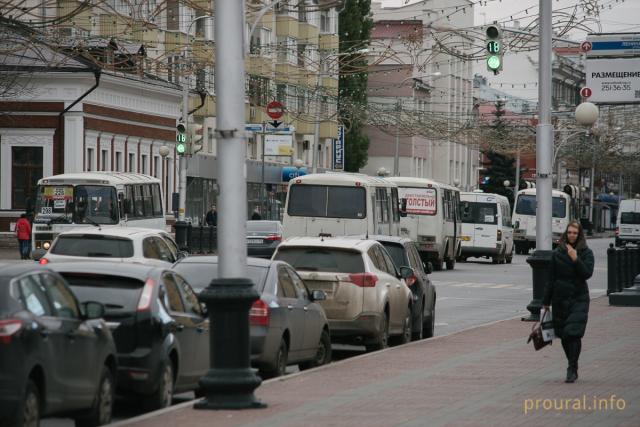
607,244,640,294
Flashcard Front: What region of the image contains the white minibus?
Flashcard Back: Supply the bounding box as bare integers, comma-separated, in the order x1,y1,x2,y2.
459,191,514,264
616,198,640,246
386,177,461,271
512,188,577,254
32,172,165,251
282,172,401,239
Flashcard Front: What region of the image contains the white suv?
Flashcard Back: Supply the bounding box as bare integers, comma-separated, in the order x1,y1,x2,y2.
36,227,185,266
273,237,414,351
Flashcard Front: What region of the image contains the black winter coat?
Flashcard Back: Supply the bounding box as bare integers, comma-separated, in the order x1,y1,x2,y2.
543,242,594,339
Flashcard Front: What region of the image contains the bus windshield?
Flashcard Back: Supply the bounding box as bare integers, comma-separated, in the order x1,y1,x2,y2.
515,195,567,218
35,185,119,225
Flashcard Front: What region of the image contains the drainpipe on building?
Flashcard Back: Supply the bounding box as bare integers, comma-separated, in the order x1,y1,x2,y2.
57,70,101,174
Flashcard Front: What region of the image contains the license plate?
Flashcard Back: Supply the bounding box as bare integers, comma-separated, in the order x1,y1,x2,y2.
247,239,263,244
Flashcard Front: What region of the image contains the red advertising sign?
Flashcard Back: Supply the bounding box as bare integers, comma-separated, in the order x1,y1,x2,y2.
399,188,437,215
266,101,284,120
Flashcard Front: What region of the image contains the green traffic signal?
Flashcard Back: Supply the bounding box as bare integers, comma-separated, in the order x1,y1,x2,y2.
176,141,186,155
487,55,501,71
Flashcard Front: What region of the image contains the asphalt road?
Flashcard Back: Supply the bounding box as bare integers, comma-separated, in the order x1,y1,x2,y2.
33,237,611,426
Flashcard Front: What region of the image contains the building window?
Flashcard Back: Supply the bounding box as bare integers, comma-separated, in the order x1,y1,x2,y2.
141,154,148,174
101,150,108,171
87,148,94,171
128,153,135,172
115,152,122,172
12,146,43,210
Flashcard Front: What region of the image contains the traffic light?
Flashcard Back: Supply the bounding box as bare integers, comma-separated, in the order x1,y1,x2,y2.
485,24,503,75
176,120,187,155
187,123,203,155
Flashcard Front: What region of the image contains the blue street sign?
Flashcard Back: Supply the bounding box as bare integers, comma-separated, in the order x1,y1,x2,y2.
245,123,264,133
333,125,345,170
265,123,294,133
282,166,307,182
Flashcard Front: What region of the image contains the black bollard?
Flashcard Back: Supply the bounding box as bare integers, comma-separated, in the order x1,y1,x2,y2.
616,247,624,293
186,222,193,253
607,244,618,295
198,224,204,254
195,278,266,410
626,248,635,289
208,226,214,254
175,221,188,251
523,250,553,321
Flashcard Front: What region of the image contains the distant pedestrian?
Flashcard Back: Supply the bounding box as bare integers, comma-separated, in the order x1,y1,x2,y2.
15,213,32,260
251,208,262,221
543,220,594,383
206,205,217,227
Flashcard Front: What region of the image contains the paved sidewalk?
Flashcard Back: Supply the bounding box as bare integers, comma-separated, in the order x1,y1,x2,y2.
113,297,638,427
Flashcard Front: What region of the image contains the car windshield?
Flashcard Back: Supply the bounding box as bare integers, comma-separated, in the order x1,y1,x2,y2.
620,212,640,224
515,195,566,218
247,221,280,234
51,235,134,258
35,185,119,225
173,263,268,293
274,247,365,273
287,185,366,219
461,202,497,225
61,274,144,314
380,243,408,268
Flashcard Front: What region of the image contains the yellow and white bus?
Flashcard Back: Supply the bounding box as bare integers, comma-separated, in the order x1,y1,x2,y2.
32,172,165,251
282,173,401,239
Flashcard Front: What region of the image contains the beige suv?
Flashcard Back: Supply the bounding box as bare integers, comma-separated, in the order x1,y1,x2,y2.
273,237,414,351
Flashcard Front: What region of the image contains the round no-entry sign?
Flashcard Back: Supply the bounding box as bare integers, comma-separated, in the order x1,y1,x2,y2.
580,41,592,52
580,87,592,98
266,101,284,120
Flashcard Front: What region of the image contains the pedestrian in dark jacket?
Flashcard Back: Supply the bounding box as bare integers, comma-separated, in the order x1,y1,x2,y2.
15,214,32,260
205,205,217,227
543,220,594,383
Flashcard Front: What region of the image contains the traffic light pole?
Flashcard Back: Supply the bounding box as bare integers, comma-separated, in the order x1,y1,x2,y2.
174,51,189,251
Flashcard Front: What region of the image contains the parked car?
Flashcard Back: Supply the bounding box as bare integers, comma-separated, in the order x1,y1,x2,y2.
34,227,186,266
272,237,414,352
360,235,437,340
172,256,331,378
45,262,208,410
0,263,117,427
246,220,283,258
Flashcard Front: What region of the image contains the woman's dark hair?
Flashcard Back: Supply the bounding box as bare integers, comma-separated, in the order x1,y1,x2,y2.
560,220,587,249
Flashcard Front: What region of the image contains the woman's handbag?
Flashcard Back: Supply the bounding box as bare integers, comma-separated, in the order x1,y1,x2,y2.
527,310,553,351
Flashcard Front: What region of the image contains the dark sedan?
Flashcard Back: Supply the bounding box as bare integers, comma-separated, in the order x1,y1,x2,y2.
173,256,331,378
0,263,117,427
246,220,283,258
46,262,209,410
364,235,437,340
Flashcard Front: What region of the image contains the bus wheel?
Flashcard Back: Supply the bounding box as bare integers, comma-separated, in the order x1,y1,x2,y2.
445,257,455,270
433,258,443,271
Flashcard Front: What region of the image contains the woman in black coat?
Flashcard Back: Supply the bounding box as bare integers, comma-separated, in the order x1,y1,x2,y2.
543,220,594,383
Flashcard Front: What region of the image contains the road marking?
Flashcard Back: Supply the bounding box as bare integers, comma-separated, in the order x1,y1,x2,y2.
488,284,512,289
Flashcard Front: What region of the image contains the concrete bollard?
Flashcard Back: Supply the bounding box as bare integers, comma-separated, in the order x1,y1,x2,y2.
607,244,618,296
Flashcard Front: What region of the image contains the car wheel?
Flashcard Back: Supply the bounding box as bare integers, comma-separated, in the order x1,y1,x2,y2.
143,361,174,411
299,329,332,371
393,309,412,345
75,367,114,427
12,380,40,427
261,337,288,379
365,312,389,352
411,302,424,341
432,258,443,271
423,300,435,338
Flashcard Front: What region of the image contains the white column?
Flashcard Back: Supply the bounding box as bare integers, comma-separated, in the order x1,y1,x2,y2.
63,113,84,173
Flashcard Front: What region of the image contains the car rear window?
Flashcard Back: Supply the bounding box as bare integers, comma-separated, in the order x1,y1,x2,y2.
60,273,144,314
173,263,268,293
461,202,497,225
51,235,134,258
380,242,409,269
247,222,280,233
274,247,365,273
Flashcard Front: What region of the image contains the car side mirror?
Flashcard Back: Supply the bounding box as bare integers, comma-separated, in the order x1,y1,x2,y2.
200,302,208,316
399,266,415,280
423,262,433,274
82,301,105,320
32,249,46,261
311,289,326,302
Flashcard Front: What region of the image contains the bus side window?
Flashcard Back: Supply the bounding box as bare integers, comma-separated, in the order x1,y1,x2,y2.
391,188,400,222
152,184,163,217
134,185,145,217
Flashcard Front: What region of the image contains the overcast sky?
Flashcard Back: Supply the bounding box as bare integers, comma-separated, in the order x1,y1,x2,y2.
379,0,640,38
